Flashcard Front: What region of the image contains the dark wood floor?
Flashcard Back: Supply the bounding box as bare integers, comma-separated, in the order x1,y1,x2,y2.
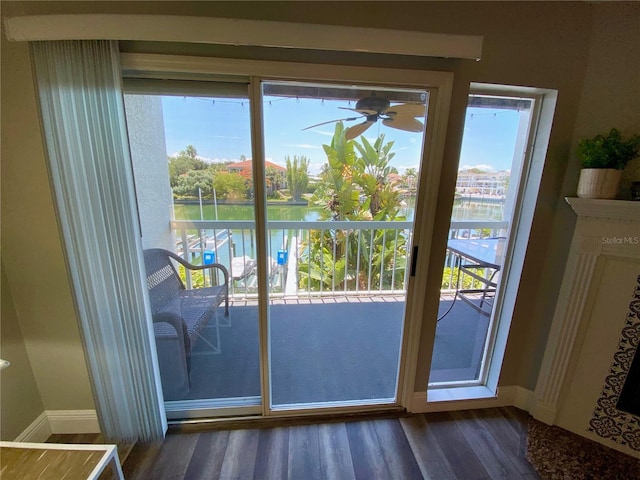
48,407,540,479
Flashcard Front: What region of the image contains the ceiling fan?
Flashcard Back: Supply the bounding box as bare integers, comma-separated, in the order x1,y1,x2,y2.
303,92,426,140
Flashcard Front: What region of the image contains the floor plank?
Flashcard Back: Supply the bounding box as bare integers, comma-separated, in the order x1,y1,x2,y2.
183,430,229,479
255,427,289,480
219,429,259,479
424,412,491,480
400,414,458,480
470,408,539,476
449,409,523,479
372,418,423,480
287,424,321,480
121,440,163,480
48,407,542,479
346,420,392,480
317,423,356,480
148,431,198,479
499,406,534,461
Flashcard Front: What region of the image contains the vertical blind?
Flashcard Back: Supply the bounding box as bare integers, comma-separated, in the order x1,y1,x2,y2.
31,40,166,442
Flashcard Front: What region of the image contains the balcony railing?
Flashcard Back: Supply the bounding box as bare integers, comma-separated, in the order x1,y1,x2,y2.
442,220,508,293
170,219,508,297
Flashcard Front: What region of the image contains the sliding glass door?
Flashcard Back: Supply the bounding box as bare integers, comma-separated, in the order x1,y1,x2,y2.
124,82,263,418
261,81,429,411
121,61,448,418
430,93,535,386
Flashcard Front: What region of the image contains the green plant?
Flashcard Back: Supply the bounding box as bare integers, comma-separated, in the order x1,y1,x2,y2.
577,128,640,170
441,267,485,290
298,123,408,292
285,155,310,202
177,265,206,288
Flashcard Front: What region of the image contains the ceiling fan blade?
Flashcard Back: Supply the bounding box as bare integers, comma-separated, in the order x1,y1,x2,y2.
302,116,362,131
339,106,378,115
382,116,424,133
345,121,375,140
384,103,426,118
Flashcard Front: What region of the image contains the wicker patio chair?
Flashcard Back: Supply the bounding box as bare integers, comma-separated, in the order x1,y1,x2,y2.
143,248,229,400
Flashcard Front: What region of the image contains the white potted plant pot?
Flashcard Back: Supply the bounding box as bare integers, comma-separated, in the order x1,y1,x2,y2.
576,168,622,199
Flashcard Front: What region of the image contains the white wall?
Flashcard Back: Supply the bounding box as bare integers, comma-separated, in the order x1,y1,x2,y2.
125,95,174,251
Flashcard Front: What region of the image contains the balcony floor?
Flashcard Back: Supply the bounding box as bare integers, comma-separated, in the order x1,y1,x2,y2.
169,295,490,406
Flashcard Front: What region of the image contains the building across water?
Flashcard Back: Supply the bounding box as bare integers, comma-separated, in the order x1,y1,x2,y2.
455,170,509,198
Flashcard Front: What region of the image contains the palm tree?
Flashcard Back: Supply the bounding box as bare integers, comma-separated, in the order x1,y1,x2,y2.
354,134,397,218
285,155,310,202
404,167,417,190
299,123,407,292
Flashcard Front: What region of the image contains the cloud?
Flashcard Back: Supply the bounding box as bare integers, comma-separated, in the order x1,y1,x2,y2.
283,143,323,149
167,152,219,163
307,162,325,175
311,129,335,137
459,164,496,172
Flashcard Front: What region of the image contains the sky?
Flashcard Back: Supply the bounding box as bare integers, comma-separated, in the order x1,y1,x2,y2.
161,93,522,175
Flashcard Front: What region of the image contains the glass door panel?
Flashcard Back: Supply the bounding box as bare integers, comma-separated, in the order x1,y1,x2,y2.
261,81,429,410
430,94,534,385
124,85,262,416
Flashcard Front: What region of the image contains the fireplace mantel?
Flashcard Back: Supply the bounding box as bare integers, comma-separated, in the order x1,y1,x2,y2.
566,197,640,221
533,197,640,457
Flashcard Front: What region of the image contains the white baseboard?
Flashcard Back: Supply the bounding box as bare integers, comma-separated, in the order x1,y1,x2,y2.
14,412,51,442
15,387,536,439
15,410,100,441
511,386,535,411
46,410,100,434
530,401,557,424
410,385,535,413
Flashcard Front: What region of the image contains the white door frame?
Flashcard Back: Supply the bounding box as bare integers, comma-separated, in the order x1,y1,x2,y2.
420,84,558,409
121,53,454,418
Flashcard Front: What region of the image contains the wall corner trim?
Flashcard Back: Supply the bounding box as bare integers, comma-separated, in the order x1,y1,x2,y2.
13,412,51,443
